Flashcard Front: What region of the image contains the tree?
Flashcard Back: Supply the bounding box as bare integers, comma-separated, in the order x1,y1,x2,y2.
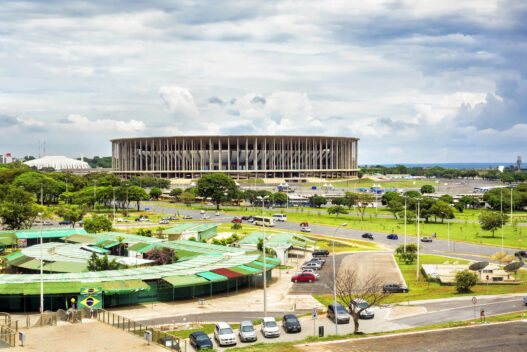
308,195,327,208
439,194,454,204
344,192,358,210
57,206,87,228
479,212,507,237
84,215,113,233
356,193,374,221
87,253,124,271
403,190,420,198
169,188,183,198
180,191,195,206
136,228,152,237
386,200,403,219
395,243,418,264
0,185,44,230
149,187,162,200
381,191,400,206
459,195,479,210
455,269,478,293
430,200,454,223
231,222,242,234
327,205,348,218
331,197,346,206
270,192,288,206
128,186,149,210
197,174,238,210
420,184,435,194
334,268,391,334
145,247,177,265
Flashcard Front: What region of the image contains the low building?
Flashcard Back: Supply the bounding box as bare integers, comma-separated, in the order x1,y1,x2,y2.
164,223,218,241
237,232,315,264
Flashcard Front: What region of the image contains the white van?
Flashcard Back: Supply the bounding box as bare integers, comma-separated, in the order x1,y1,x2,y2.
272,214,287,222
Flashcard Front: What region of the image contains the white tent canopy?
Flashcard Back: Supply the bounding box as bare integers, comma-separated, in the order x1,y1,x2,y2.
24,156,90,170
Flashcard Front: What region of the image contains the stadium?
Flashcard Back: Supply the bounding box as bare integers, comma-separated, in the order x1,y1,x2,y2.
111,135,359,179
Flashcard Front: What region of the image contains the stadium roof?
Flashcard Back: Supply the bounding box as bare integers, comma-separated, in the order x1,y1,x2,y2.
24,156,90,170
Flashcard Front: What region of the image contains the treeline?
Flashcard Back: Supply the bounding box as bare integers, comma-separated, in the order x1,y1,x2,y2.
77,156,112,168
360,165,527,182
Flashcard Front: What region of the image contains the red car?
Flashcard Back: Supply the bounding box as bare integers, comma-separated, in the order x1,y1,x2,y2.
231,218,242,223
291,273,316,283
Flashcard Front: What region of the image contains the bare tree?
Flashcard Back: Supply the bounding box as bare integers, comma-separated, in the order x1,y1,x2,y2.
333,267,391,333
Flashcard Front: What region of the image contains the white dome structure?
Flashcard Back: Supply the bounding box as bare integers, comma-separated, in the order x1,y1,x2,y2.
24,156,91,170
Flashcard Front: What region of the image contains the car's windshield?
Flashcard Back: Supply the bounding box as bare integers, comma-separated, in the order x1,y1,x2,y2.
219,328,233,335
195,335,209,341
285,317,298,323
358,302,368,309
241,325,254,332
336,306,348,313
265,321,277,327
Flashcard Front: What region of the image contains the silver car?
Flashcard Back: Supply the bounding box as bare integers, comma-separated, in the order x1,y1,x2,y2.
239,320,257,342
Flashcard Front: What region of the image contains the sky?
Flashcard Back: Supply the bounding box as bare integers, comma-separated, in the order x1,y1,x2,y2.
0,0,526,164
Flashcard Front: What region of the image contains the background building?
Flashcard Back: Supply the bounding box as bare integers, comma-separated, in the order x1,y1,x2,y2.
111,135,359,179
24,155,91,171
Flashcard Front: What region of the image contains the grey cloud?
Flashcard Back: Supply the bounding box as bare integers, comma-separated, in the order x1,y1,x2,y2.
251,96,266,105
0,114,17,127
208,96,225,105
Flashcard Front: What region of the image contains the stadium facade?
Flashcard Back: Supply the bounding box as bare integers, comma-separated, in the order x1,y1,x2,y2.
111,135,359,179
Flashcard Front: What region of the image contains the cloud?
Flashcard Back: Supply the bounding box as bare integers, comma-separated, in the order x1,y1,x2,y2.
208,96,225,105
0,114,17,127
57,114,146,133
159,86,199,118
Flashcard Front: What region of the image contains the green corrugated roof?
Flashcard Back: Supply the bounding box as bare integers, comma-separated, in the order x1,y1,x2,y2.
16,229,87,240
228,266,253,275
196,271,228,282
136,243,160,254
127,242,151,252
62,234,98,244
258,256,281,265
6,251,23,260
83,246,110,254
17,259,42,270
162,275,209,288
43,261,87,273
0,281,85,295
237,265,261,273
102,280,150,294
164,223,218,235
95,239,120,249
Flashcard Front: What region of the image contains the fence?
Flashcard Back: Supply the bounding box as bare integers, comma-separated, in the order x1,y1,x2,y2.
96,309,181,351
0,313,17,347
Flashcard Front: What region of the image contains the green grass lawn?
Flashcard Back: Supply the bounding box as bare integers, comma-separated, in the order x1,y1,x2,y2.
314,254,527,306
301,179,439,189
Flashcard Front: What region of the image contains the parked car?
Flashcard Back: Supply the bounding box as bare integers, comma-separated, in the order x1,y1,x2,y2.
159,219,169,224
169,216,179,221
301,269,320,279
239,320,257,342
350,299,374,319
308,257,326,265
247,216,254,223
282,314,301,333
312,249,329,257
214,322,236,346
387,234,399,240
189,331,213,350
517,250,527,258
116,218,127,222
232,218,242,223
161,216,169,220
327,303,351,324
183,215,192,219
139,217,149,222
215,212,220,216
241,216,250,220
421,236,433,242
362,233,373,240
58,220,71,225
383,283,409,293
43,220,53,226
134,217,141,222
158,336,180,350
301,262,322,271
300,222,309,227
261,317,280,338
300,226,311,232
291,273,316,283
523,296,527,306
200,210,205,214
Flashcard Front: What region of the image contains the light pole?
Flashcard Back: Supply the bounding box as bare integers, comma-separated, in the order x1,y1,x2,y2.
416,198,422,281
38,212,44,314
333,223,347,335
257,195,269,317
113,187,116,225
510,186,513,225
500,189,503,250
441,211,450,252
93,180,97,213
403,196,408,253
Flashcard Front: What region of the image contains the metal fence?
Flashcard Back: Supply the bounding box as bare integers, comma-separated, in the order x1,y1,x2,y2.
0,324,16,347
96,309,182,351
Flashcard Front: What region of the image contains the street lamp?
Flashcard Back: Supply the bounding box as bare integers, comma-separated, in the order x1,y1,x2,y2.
256,195,269,317
333,223,347,335
38,212,44,314
500,188,503,251
402,196,408,253
113,187,116,225
415,198,422,281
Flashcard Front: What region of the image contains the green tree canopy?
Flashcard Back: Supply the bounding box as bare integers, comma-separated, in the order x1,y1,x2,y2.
438,194,454,204
395,243,418,264
128,186,149,210
149,187,162,200
270,192,288,206
403,190,421,198
387,200,403,219
420,184,435,194
479,211,507,237
455,269,478,293
0,185,44,229
57,206,87,228
169,188,183,198
87,253,125,271
381,191,400,205
84,215,113,233
327,205,348,218
430,200,454,223
309,194,327,208
197,174,238,210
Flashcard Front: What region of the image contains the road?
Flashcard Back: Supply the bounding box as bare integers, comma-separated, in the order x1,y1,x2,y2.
296,320,527,352
139,203,521,262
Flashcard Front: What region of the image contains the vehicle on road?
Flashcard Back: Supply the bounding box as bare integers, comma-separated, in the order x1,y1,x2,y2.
253,216,274,227
282,314,301,333
291,273,316,283
523,296,527,305
312,249,329,257
214,322,236,346
232,217,242,223
158,336,180,350
239,320,257,342
169,216,179,221
183,215,192,219
247,216,254,223
200,210,205,214
215,212,220,216
139,217,149,222
300,269,320,279
327,303,351,324
189,331,213,350
421,236,433,242
116,218,126,222
134,217,141,222
261,317,280,338
43,220,53,226
387,234,399,240
383,283,409,293
350,299,375,319
202,215,210,219
301,262,322,271
58,220,71,225
272,214,287,222
159,219,169,224
362,233,373,240
241,216,250,220
517,250,526,258
300,226,311,232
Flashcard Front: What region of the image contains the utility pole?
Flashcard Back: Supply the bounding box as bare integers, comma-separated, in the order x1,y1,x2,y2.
39,212,44,314
403,196,407,253
416,198,421,281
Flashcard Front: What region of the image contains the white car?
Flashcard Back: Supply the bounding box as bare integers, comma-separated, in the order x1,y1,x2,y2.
214,322,236,346
261,317,280,338
351,299,375,319
116,218,126,222
301,262,322,270
215,212,220,216
300,269,320,279
300,226,311,232
200,210,205,214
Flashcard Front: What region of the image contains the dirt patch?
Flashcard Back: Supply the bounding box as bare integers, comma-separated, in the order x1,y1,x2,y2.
11,320,165,352
338,252,405,289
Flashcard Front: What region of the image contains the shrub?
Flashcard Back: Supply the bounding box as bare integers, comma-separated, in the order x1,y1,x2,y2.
455,269,478,293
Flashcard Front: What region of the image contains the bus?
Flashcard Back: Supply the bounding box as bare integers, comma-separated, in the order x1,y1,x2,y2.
252,216,274,227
